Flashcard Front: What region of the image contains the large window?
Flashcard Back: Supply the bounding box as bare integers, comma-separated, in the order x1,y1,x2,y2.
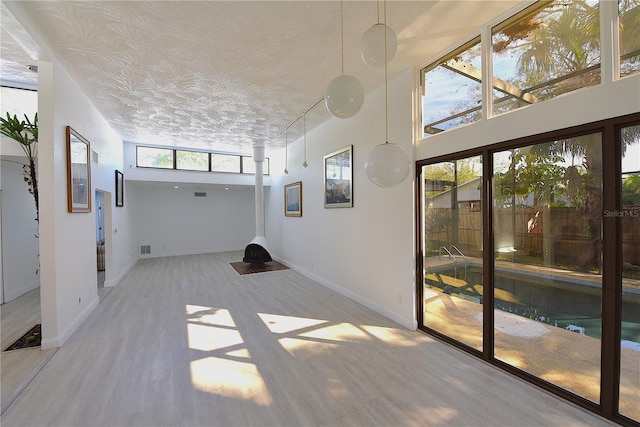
417,114,640,425
421,38,482,137
492,0,601,115
210,153,240,173
137,146,174,169
0,86,37,118
176,150,208,171
620,0,640,77
136,146,269,175
421,1,637,138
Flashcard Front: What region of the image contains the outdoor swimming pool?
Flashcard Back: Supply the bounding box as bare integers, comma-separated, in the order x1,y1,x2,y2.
425,265,640,345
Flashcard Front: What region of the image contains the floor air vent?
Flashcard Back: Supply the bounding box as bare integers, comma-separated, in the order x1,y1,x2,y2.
141,245,151,254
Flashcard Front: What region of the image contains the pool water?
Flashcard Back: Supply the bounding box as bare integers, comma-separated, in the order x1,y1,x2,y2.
425,266,640,344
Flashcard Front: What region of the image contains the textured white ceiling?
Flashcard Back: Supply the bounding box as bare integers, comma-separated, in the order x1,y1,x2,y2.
1,1,520,153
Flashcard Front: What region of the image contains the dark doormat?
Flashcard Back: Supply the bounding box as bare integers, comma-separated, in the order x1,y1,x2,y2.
4,324,41,352
230,261,289,275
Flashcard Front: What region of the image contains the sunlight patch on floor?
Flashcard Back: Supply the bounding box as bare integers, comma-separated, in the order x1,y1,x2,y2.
299,322,371,342
257,313,327,334
360,325,427,347
405,406,458,424
186,304,236,327
187,323,243,352
278,337,340,358
190,356,272,406
186,304,272,405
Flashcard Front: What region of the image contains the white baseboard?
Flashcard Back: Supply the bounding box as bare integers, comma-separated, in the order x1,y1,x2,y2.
4,279,39,303
138,248,243,259
41,295,99,350
103,259,137,287
273,256,416,331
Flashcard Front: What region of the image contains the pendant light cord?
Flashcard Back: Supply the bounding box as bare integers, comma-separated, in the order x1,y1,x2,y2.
284,128,288,172
384,0,389,144
303,113,307,163
377,0,380,24
340,0,344,76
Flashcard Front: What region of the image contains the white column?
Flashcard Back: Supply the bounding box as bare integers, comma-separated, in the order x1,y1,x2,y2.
251,146,268,248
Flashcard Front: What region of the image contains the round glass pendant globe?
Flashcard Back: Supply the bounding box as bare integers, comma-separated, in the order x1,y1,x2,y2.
360,23,397,67
365,143,411,188
325,75,364,119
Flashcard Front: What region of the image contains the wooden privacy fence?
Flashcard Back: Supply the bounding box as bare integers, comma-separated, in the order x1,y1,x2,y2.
425,206,640,266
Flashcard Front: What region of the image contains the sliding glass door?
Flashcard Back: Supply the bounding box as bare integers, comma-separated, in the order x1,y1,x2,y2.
493,134,602,403
620,124,640,423
417,114,640,424
421,156,483,351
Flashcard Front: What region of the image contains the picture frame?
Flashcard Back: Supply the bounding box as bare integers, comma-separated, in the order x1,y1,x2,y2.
284,181,302,217
66,126,92,213
324,145,353,208
115,170,124,207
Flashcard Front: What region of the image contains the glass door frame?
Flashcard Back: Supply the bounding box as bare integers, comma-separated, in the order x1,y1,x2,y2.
415,111,640,427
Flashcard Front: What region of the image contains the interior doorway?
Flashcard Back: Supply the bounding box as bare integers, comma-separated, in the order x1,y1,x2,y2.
95,190,112,301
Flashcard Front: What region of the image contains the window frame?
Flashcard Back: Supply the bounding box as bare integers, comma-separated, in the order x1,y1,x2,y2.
415,111,640,427
419,0,633,141
135,145,269,175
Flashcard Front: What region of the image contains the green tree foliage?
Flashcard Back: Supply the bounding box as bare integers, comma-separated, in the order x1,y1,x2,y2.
623,174,640,205
515,1,601,95
423,158,480,190
0,113,39,223
493,144,568,208
620,0,640,76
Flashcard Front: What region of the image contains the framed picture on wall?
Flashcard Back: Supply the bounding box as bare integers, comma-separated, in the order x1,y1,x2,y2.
324,145,353,208
66,126,92,213
115,170,124,207
284,181,302,217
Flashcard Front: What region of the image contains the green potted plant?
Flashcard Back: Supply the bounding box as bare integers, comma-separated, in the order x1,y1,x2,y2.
0,112,39,224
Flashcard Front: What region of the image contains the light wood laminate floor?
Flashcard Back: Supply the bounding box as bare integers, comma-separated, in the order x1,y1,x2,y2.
1,287,57,413
1,252,615,426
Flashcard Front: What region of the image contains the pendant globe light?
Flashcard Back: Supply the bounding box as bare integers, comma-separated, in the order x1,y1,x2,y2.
360,0,397,67
365,0,410,188
325,0,364,119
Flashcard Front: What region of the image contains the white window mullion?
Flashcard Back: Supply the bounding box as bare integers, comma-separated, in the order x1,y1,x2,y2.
481,24,494,121
600,0,620,83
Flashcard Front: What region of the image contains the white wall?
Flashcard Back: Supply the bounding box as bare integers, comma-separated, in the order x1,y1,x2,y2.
37,58,136,348
0,157,39,302
1,86,39,302
132,182,256,258
266,69,417,330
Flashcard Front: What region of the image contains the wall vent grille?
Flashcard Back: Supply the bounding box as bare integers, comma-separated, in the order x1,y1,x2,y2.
141,245,151,254
194,192,207,197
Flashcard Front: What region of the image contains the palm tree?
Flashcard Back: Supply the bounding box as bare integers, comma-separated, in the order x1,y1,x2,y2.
515,1,601,97
498,1,640,271
619,0,640,76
